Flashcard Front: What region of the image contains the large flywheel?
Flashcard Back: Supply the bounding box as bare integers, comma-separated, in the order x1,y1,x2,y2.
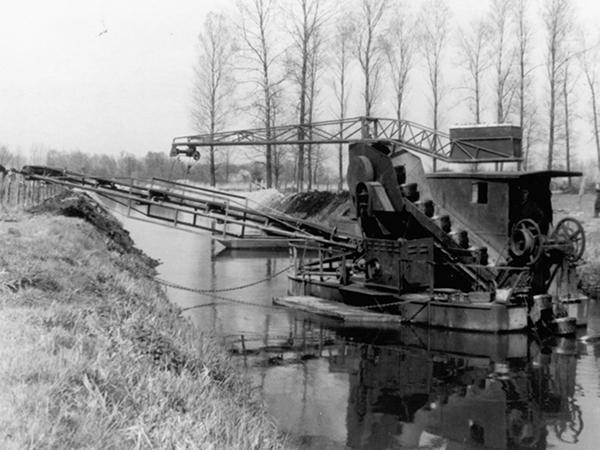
509,219,543,265
551,217,585,262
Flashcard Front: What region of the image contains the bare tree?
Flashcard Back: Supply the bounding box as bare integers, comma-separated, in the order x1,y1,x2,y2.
382,3,415,128
331,19,354,191
355,0,388,117
420,0,450,135
311,144,325,187
286,0,325,191
522,102,542,169
458,18,491,124
489,0,515,123
514,0,534,167
306,26,324,190
238,0,280,188
270,92,284,188
580,39,600,171
192,12,237,187
543,0,572,170
562,59,577,186
220,147,232,184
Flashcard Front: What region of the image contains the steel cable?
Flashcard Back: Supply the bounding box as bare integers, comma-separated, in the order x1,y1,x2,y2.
155,264,291,295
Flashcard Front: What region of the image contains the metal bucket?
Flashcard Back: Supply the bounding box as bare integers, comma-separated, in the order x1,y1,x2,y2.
533,294,552,310
530,294,553,324
554,316,577,336
555,336,577,355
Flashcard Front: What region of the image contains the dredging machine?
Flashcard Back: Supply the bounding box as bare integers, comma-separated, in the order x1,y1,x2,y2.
22,117,587,333
291,126,587,332
169,118,589,333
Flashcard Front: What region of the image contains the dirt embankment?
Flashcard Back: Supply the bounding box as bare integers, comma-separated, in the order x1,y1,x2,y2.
270,191,352,225
28,190,158,268
0,191,288,449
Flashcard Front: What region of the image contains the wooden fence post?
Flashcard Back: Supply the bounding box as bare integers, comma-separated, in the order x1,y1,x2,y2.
16,180,21,207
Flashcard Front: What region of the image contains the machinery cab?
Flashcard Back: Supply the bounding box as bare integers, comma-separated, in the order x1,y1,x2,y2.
346,125,585,307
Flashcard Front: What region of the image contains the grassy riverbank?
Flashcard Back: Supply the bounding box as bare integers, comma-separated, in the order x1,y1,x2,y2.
0,208,288,448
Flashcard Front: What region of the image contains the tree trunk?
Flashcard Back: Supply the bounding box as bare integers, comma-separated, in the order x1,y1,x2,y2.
433,68,439,152
519,51,525,169
563,72,571,187
265,144,272,188
209,113,216,186
338,67,345,192
297,137,305,192
396,91,403,131
364,41,371,117
263,87,273,188
297,60,307,192
496,38,503,123
209,145,216,186
519,46,525,130
259,9,273,189
475,75,481,124
591,83,600,170
312,148,319,187
307,144,312,191
224,149,230,183
548,79,555,170
338,140,343,192
273,147,279,188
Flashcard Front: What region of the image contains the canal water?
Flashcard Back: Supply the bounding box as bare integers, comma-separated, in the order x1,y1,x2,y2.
120,214,600,450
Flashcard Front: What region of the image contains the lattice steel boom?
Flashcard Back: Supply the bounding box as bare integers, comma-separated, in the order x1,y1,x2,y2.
170,116,523,166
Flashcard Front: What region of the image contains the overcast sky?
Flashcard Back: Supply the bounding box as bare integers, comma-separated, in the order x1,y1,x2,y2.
0,0,214,157
1,0,600,161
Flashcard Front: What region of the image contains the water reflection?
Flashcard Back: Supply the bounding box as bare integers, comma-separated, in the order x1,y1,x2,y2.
116,211,295,339
248,324,589,449
116,212,599,449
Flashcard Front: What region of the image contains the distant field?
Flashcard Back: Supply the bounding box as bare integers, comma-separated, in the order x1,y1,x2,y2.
553,193,596,221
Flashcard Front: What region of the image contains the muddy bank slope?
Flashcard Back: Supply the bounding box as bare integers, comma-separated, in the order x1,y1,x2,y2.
269,191,353,227
0,192,288,449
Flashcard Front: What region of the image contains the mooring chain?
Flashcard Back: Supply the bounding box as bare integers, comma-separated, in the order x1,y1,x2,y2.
163,283,290,312
155,264,291,295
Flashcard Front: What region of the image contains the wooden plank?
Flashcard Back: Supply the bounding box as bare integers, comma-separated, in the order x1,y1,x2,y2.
273,295,403,325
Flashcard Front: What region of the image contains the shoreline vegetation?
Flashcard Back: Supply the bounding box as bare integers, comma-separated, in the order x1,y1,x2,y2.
0,192,289,449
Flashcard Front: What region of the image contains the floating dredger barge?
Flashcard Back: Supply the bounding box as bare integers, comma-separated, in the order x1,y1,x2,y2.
285,124,587,332
167,117,590,333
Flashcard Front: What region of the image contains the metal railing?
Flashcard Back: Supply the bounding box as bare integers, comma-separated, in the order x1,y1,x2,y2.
288,239,531,298
20,167,357,249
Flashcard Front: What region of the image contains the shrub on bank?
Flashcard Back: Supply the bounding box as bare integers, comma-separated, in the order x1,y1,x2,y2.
0,214,289,449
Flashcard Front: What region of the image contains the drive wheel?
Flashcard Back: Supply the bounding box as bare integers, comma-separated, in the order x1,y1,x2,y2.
552,217,585,262
510,219,543,265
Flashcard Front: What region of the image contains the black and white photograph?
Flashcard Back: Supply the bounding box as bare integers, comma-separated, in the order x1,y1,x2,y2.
2,0,600,448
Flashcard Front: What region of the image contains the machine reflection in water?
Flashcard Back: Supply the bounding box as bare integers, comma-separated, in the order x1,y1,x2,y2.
338,340,580,449
238,319,584,449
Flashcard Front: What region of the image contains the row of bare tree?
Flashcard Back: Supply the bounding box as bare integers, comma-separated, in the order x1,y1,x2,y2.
0,144,323,190
191,0,600,191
